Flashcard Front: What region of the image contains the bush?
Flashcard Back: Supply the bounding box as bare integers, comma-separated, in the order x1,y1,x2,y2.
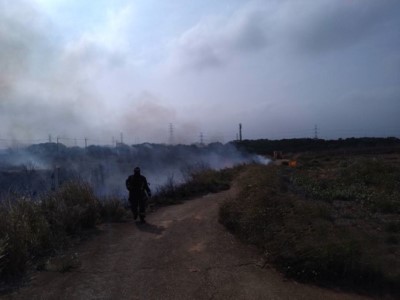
0,197,50,280
99,197,128,222
153,175,181,205
0,181,101,282
41,181,100,235
153,166,242,205
0,237,7,274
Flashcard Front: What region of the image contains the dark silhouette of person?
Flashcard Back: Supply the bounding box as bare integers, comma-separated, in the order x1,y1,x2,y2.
126,167,151,223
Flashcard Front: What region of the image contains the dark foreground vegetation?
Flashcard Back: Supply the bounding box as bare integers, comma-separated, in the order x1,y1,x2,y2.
2,138,399,296
0,182,128,286
0,165,237,290
152,165,243,205
233,137,400,156
219,153,400,297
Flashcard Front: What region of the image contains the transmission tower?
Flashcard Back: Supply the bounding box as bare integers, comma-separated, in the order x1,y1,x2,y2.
169,123,174,145
314,124,319,139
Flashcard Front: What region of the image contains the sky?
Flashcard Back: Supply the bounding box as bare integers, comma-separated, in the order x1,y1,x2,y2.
0,0,399,146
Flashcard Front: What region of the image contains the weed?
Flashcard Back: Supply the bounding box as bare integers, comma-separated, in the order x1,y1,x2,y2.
0,181,101,282
0,197,50,280
41,181,99,235
153,165,243,205
219,162,400,296
99,197,128,222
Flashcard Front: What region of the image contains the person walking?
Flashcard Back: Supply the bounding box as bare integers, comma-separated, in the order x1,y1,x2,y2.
125,167,151,223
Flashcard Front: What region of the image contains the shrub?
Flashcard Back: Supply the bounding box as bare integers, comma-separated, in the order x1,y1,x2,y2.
0,181,101,282
153,175,181,205
153,166,242,205
99,197,128,222
0,197,50,280
41,181,100,235
0,237,7,274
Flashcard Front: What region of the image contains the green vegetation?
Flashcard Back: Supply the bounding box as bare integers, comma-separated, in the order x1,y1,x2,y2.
293,156,400,214
219,158,400,296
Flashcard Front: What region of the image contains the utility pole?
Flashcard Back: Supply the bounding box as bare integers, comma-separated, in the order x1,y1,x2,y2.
314,124,319,139
169,123,174,145
84,137,88,149
239,123,242,141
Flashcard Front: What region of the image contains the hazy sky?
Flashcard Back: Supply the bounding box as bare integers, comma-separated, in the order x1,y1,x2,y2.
1,0,399,146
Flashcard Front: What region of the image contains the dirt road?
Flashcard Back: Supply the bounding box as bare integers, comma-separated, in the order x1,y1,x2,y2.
6,188,370,300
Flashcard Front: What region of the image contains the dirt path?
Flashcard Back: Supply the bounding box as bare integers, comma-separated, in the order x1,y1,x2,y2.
6,188,371,300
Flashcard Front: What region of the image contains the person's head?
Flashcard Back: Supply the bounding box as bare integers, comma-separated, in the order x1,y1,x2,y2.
134,167,141,175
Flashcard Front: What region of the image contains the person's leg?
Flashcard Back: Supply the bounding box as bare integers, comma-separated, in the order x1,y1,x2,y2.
130,197,139,220
138,197,146,223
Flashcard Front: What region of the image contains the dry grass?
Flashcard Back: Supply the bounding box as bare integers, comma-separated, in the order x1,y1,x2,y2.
99,197,129,222
0,181,128,284
153,166,244,205
219,162,400,296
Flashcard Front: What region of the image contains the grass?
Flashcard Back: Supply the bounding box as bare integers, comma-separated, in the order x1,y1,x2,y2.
153,165,243,205
0,165,242,286
292,157,400,213
99,197,129,222
219,160,400,296
0,181,129,285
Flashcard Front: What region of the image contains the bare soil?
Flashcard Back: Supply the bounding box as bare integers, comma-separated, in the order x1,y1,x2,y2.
4,187,371,300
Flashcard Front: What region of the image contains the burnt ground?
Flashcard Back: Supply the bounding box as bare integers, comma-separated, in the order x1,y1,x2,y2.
4,187,371,300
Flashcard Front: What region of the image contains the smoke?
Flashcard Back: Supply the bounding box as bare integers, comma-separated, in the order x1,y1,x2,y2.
252,155,270,166
0,1,196,145
0,142,270,198
1,0,399,144
117,92,200,144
